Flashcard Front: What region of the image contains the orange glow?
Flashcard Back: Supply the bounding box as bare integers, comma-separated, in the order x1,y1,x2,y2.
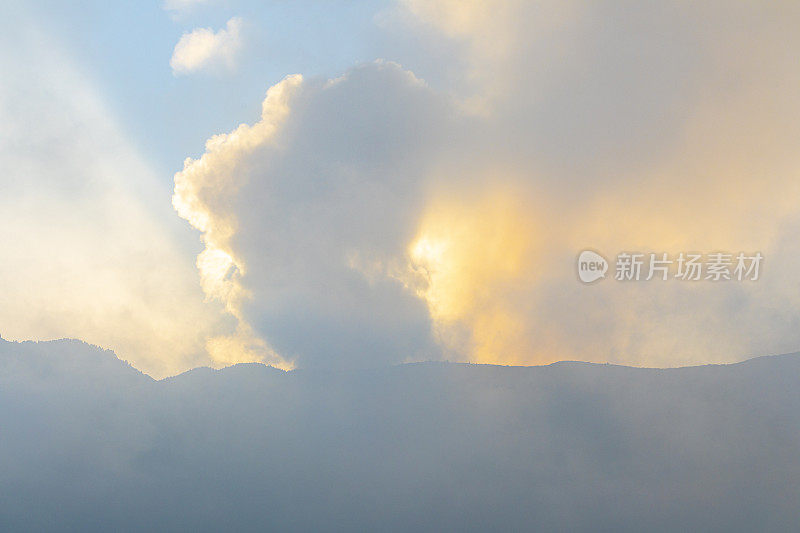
407,186,545,365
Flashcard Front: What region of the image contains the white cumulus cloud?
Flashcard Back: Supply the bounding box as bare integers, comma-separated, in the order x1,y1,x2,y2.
170,17,243,75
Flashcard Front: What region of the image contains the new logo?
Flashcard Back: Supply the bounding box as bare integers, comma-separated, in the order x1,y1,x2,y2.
577,250,608,283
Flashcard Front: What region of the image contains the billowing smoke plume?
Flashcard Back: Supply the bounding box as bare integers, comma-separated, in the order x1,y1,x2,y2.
175,1,800,369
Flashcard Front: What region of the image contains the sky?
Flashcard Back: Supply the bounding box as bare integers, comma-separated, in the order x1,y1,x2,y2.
2,1,800,378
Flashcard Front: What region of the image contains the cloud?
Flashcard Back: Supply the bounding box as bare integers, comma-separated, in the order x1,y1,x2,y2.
405,186,544,364
170,17,243,75
173,73,305,370
391,0,800,367
174,61,458,368
174,2,800,370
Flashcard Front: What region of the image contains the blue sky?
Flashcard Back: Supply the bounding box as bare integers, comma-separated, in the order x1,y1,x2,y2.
18,0,393,177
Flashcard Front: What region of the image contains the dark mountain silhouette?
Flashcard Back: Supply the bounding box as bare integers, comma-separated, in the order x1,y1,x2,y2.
1,337,799,531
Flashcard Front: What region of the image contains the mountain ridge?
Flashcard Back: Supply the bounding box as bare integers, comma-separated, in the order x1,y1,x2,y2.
3,335,798,382
2,337,799,531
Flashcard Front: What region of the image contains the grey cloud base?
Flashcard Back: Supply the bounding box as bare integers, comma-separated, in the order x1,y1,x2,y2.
2,338,799,531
